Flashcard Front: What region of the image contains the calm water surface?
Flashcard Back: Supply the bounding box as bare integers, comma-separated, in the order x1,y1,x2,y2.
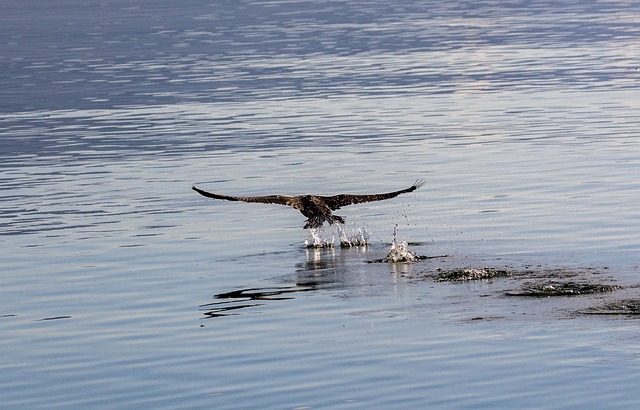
2,0,640,408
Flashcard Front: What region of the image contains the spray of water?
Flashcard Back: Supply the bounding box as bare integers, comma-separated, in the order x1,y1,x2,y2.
337,224,369,248
382,224,420,262
305,227,335,248
305,224,369,248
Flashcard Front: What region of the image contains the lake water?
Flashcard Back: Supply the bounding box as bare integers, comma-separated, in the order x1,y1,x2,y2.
2,0,640,408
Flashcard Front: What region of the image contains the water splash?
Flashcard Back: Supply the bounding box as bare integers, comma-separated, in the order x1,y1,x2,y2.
305,224,369,248
337,224,369,248
305,228,335,248
382,225,421,263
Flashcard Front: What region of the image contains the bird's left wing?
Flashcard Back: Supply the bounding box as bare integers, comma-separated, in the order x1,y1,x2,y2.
192,186,295,207
320,179,425,210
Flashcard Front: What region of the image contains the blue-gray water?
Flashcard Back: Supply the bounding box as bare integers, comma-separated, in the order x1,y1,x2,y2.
2,0,640,408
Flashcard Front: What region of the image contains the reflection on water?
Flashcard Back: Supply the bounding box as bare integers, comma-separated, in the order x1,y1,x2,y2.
301,246,340,272
201,286,316,319
35,315,72,322
201,247,350,318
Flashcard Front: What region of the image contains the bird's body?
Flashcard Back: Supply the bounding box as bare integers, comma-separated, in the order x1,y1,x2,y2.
192,180,424,229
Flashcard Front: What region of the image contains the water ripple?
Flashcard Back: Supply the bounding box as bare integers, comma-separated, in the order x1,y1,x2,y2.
2,1,640,409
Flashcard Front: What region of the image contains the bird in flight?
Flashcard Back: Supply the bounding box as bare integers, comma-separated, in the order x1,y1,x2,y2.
192,179,425,229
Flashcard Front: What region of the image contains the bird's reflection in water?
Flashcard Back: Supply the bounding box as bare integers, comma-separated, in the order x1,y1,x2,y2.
200,286,316,318
201,247,353,319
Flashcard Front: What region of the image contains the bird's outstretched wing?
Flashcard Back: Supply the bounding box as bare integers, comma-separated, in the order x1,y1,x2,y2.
192,186,295,207
320,179,425,210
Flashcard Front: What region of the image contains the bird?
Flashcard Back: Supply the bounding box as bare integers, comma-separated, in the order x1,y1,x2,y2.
192,179,425,229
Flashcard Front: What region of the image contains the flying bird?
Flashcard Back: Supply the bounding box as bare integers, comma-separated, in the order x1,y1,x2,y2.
192,179,425,229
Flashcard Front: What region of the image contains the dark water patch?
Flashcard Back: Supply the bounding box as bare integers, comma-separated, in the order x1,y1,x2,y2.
465,316,506,323
340,242,367,248
36,315,72,321
583,300,640,316
215,287,311,301
200,302,263,319
517,266,608,279
305,242,335,249
380,241,427,247
506,281,621,297
416,264,621,296
368,254,445,264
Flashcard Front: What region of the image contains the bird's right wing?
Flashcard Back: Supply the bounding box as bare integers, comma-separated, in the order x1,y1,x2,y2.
192,186,294,207
319,179,425,210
